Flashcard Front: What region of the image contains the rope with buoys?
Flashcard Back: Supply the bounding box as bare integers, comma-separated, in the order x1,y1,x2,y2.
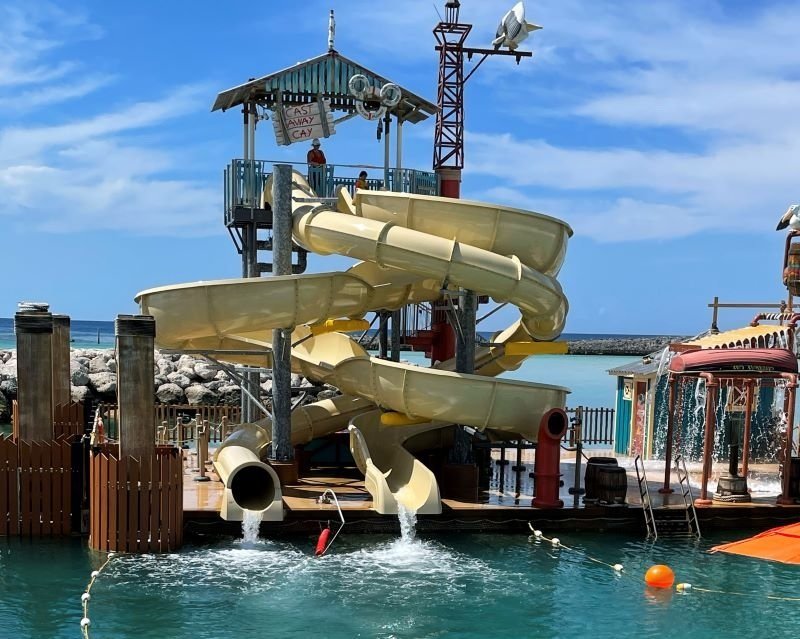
528,524,800,603
527,522,624,573
80,552,116,637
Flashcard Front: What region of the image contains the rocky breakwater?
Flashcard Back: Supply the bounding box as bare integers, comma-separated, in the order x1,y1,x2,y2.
0,348,335,424
566,336,687,356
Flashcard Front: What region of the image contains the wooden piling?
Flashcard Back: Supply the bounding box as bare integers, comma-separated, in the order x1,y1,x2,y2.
51,314,71,410
115,315,155,459
14,308,53,441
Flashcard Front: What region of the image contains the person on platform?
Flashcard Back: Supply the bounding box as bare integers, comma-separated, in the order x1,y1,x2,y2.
355,170,369,191
307,138,327,195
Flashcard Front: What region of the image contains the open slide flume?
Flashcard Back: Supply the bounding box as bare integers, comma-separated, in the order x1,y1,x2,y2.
135,171,572,516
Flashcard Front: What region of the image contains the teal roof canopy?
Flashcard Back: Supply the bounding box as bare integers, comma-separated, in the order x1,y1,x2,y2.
212,50,437,125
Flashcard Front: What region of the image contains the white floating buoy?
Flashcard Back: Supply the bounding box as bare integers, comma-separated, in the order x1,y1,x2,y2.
613,563,623,572
81,593,91,602
80,618,91,627
90,570,99,578
533,529,543,538
551,537,560,547
676,583,693,592
108,552,116,558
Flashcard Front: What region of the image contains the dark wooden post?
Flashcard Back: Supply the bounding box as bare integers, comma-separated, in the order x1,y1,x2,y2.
51,314,71,409
116,315,155,459
14,307,53,441
740,380,755,477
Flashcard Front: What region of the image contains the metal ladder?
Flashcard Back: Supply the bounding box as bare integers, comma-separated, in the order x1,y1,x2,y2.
635,455,658,540
674,455,701,538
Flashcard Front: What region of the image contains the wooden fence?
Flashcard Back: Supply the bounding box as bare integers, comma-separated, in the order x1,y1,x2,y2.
53,402,85,439
566,406,615,446
89,447,183,552
10,400,85,440
0,436,75,537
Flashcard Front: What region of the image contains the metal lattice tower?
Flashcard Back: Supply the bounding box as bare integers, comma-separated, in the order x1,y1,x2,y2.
432,1,471,172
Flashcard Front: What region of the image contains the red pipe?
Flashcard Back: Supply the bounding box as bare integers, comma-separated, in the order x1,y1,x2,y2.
696,372,718,506
659,377,676,494
533,409,568,508
777,373,798,505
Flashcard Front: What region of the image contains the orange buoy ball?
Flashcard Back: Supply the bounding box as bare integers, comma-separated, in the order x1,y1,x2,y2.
644,564,675,589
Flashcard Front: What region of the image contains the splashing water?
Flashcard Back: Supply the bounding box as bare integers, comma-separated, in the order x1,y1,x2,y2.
397,503,417,542
242,510,262,544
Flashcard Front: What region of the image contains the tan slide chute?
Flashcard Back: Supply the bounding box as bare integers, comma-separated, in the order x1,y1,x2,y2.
136,172,572,517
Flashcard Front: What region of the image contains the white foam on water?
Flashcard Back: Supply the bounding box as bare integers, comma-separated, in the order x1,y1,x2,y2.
397,503,417,543
241,509,262,545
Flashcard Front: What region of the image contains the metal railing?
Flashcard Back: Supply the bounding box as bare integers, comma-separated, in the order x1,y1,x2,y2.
566,406,615,447
224,159,440,223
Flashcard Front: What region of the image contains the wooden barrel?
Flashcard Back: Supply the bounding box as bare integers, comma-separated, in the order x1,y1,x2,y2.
785,243,800,296
597,466,628,505
584,457,618,502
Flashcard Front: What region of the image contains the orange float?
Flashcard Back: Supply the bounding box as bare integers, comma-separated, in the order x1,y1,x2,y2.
644,564,675,588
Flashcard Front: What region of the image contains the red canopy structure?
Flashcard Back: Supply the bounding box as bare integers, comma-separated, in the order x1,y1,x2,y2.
711,522,800,564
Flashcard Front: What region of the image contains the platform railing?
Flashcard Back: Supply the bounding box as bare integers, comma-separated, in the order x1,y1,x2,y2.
224,159,440,223
566,406,615,447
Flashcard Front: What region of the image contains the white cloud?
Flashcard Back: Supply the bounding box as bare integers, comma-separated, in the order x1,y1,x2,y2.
0,3,217,237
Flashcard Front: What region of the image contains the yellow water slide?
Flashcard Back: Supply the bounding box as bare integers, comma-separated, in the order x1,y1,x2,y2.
136,173,572,517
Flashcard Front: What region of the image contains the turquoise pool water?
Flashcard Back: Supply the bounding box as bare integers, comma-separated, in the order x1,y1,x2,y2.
2,527,798,638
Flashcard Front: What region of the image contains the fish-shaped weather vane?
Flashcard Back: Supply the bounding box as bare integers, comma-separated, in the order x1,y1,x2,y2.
492,2,542,51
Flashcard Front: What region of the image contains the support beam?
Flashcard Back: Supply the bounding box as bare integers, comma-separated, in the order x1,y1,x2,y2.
14,307,53,441
116,315,155,459
378,312,389,359
270,163,293,461
451,289,476,463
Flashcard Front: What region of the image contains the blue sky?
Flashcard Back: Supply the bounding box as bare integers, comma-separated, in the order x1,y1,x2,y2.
1,0,797,335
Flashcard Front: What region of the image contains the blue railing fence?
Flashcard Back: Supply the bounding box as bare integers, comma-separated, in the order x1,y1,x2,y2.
225,159,440,220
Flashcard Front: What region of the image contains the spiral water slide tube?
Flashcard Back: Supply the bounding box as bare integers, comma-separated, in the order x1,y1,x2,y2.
135,172,572,518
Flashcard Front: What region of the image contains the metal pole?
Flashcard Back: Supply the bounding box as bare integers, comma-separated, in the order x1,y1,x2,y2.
271,163,293,462
383,113,391,189
391,310,401,362
456,290,476,374
396,118,403,185
451,289,477,464
378,312,389,359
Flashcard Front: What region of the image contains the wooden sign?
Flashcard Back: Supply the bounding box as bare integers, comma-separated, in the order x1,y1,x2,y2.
272,100,336,146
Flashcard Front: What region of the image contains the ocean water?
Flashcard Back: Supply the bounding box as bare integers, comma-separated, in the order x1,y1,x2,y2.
0,317,660,352
2,529,798,638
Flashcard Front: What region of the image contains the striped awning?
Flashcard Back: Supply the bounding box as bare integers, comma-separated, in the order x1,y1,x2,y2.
683,325,792,350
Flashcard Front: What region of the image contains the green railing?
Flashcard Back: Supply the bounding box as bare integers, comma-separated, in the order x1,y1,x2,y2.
224,159,440,223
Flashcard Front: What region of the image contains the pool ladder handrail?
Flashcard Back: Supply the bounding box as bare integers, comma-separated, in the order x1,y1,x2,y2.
634,455,658,540
674,455,701,539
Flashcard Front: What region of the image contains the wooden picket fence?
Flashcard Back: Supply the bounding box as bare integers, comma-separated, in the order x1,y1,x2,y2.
10,400,85,440
0,436,75,537
53,402,85,439
566,406,615,446
89,446,183,552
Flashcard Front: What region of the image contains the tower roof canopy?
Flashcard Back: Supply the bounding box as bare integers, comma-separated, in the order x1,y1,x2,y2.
212,50,437,124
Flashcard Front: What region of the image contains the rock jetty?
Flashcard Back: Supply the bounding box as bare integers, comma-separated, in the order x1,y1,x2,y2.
0,348,335,424
566,336,687,356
